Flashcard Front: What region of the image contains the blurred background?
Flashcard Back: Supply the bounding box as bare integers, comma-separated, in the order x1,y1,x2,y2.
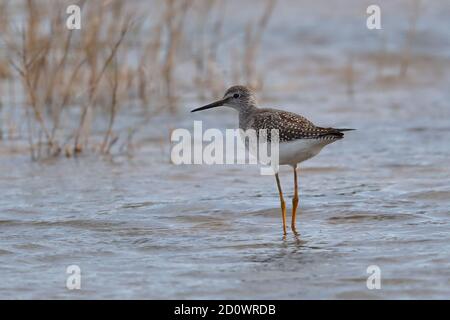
0,0,449,299
1,0,448,159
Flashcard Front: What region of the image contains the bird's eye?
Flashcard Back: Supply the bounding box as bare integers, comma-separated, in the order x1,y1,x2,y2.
233,93,240,99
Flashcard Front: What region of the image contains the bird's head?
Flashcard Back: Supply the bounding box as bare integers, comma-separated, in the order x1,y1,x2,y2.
191,85,257,113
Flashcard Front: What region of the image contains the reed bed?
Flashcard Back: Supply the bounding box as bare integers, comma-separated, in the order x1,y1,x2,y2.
0,0,277,160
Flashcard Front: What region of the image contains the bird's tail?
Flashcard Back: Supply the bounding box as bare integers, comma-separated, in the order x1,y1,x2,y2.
336,128,356,132
318,127,355,139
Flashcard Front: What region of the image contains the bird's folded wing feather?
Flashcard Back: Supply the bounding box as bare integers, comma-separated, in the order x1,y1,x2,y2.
251,109,345,142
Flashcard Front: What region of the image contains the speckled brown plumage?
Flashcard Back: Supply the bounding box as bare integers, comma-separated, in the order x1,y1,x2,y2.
247,108,349,142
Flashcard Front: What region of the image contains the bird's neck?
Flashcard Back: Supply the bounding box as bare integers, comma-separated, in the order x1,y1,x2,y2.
238,105,257,130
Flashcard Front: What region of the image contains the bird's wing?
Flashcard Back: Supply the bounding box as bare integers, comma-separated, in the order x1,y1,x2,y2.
251,109,346,142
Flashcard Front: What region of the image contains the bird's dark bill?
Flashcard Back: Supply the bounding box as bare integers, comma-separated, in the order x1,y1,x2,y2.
191,98,227,112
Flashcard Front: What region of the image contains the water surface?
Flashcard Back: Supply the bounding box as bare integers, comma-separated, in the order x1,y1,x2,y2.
1,0,450,299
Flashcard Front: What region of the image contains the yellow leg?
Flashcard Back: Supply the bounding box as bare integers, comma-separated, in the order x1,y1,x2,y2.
275,173,287,236
291,165,299,236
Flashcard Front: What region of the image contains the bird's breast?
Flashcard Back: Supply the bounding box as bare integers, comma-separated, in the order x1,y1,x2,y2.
278,138,335,166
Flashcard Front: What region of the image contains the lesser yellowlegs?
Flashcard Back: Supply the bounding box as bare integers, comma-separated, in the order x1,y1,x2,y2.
191,85,354,236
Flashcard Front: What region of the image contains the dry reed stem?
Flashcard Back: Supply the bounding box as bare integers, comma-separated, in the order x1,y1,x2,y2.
73,16,132,154
162,0,193,112
101,56,119,153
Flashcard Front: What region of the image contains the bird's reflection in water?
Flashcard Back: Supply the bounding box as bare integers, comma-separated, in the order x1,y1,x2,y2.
245,235,318,266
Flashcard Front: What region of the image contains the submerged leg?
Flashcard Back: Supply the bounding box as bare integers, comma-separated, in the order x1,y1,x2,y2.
275,173,287,236
291,165,299,235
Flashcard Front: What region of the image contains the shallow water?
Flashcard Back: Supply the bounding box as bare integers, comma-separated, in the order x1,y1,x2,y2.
1,101,450,299
1,0,450,299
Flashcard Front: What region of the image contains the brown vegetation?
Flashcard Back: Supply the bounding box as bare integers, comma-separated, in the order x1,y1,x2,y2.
0,0,277,160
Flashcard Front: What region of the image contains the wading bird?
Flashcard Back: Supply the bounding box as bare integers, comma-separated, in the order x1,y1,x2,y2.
191,85,354,236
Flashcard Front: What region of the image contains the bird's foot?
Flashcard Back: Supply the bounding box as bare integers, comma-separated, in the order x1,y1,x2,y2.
291,226,300,238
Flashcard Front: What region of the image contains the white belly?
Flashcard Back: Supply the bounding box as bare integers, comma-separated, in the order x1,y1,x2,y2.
242,132,338,167
278,139,335,166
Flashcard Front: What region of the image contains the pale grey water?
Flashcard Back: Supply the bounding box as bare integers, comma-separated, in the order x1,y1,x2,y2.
1,0,450,299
